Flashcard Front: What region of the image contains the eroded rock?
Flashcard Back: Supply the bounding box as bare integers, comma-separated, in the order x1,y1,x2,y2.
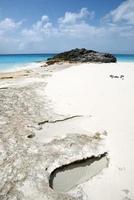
0,130,107,200
46,48,117,65
0,68,108,200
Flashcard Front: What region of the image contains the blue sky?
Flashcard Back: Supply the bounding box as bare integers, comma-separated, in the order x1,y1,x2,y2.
0,0,134,53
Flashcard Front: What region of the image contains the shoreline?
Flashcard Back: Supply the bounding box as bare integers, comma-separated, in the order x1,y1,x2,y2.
0,61,133,83
0,61,134,75
0,61,43,73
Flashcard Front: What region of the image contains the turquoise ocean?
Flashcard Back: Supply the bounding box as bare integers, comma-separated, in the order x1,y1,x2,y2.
0,54,55,72
0,53,134,72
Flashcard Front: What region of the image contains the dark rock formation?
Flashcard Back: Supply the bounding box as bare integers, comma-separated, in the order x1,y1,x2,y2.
47,48,117,65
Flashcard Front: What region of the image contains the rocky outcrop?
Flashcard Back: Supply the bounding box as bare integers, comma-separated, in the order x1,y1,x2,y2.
46,48,117,65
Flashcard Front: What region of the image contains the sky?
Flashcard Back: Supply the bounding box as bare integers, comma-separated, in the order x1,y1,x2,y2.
0,0,134,54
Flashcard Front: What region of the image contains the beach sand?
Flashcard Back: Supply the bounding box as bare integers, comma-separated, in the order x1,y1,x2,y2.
44,62,134,199
0,69,32,80
0,62,134,200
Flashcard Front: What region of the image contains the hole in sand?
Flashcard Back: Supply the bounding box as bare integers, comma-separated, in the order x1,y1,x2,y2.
27,133,35,138
49,153,108,193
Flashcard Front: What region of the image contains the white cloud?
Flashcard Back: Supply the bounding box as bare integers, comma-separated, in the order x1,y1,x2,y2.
32,15,49,30
22,15,57,40
58,8,94,25
0,4,134,54
103,0,134,25
0,18,22,32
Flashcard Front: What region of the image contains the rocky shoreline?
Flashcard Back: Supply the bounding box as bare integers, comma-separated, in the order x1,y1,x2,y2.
46,48,117,65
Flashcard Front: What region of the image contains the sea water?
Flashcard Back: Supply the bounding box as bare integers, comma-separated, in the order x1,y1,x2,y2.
0,54,54,72
0,53,134,72
115,54,134,62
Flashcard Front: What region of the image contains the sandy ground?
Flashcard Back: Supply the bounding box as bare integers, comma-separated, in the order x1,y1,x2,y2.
44,62,134,200
0,62,134,200
0,69,32,80
0,60,107,200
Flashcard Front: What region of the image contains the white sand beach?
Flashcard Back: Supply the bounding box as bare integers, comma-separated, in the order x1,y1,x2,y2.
44,62,134,199
0,0,134,198
0,61,134,200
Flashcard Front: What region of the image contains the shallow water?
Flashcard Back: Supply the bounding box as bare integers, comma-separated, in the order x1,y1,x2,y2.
50,154,108,192
0,53,134,72
115,54,134,62
0,54,54,71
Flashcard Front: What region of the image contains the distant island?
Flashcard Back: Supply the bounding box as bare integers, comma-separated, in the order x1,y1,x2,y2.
46,48,117,65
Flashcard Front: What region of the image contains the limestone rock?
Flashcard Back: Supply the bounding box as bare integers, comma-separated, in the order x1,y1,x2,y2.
46,48,117,65
0,68,108,200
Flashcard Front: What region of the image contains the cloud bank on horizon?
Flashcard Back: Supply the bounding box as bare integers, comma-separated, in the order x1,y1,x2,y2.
0,0,134,54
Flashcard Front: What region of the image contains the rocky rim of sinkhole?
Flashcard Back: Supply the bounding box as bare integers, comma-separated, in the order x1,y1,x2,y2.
0,129,108,200
49,152,108,193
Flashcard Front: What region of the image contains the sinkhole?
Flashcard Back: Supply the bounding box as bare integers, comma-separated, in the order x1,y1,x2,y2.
49,153,108,193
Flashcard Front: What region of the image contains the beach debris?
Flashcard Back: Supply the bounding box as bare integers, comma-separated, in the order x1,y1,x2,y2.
0,76,13,79
0,70,31,80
